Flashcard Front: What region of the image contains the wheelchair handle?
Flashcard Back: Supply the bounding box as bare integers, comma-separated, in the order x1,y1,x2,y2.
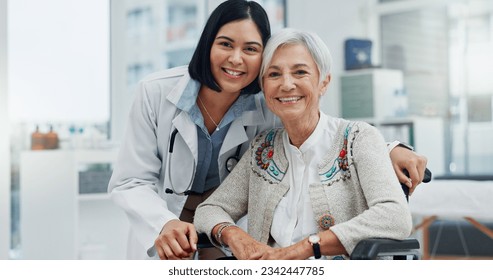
401,168,432,200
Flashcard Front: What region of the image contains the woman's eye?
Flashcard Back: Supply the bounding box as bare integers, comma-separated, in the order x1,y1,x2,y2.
245,46,259,53
267,72,280,78
295,70,308,75
219,41,232,48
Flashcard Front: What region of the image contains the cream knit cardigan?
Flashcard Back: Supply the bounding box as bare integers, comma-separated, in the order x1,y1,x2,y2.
195,115,412,255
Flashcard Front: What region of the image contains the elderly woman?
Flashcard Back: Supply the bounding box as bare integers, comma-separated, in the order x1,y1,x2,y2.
194,28,412,260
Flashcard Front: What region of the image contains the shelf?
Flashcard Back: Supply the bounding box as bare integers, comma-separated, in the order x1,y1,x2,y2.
20,149,127,259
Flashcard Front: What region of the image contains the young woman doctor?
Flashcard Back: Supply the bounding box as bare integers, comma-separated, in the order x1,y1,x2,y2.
108,0,428,260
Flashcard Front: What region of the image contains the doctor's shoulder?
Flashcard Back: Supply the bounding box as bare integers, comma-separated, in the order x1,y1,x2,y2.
140,65,189,83
135,65,190,99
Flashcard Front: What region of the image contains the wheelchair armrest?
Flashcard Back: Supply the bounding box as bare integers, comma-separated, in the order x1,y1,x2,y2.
350,238,420,260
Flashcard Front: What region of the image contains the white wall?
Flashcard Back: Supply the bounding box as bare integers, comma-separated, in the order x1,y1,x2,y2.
286,0,378,117
0,0,11,260
110,1,127,143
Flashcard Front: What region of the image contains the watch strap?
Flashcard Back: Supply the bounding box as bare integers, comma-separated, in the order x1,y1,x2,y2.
309,235,322,259
312,242,322,259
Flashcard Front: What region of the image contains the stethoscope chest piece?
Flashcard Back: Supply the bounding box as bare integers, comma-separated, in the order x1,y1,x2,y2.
225,143,242,173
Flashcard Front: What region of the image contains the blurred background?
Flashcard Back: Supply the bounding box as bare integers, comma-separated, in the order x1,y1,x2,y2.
1,0,492,260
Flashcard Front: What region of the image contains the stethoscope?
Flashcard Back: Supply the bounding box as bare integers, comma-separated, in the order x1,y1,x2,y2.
164,128,243,196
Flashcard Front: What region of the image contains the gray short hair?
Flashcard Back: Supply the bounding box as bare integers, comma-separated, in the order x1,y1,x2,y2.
259,28,332,90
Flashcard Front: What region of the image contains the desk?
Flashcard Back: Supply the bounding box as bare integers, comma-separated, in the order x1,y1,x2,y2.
409,179,493,259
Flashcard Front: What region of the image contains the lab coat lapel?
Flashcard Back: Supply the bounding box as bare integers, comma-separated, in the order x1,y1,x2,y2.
218,96,268,179
165,111,197,195
172,111,198,163
221,95,268,153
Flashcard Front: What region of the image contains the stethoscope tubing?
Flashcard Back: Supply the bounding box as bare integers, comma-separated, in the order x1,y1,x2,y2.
165,127,242,195
165,128,195,196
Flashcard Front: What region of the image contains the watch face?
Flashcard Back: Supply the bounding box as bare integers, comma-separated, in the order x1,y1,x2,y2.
309,234,320,244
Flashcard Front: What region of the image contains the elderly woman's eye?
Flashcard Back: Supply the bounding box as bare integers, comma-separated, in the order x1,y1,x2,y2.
295,70,308,75
267,72,281,78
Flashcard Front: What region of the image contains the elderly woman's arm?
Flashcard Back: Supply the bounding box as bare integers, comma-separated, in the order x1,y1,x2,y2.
194,146,271,259
327,123,413,254
211,224,271,260
253,123,413,260
249,229,346,260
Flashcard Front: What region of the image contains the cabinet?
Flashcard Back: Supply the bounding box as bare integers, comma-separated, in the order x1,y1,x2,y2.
341,69,445,176
20,149,129,259
361,117,446,176
341,69,407,119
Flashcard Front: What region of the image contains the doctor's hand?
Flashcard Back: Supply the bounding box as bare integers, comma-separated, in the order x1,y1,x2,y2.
390,146,428,195
155,219,198,260
218,226,270,260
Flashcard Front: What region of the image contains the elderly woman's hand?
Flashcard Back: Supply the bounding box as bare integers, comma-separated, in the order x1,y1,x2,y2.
249,241,312,260
219,226,271,260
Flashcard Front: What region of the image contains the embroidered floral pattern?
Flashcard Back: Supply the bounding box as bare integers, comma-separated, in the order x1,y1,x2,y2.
253,130,284,182
319,124,353,183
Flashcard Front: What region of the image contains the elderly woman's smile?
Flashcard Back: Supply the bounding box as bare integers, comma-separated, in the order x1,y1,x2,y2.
277,96,303,103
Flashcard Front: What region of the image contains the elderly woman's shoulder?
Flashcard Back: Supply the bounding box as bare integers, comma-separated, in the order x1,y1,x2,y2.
341,119,386,145
332,117,376,131
351,120,377,131
330,118,382,142
250,127,284,147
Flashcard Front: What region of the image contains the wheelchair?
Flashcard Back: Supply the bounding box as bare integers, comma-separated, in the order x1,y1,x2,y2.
196,168,432,260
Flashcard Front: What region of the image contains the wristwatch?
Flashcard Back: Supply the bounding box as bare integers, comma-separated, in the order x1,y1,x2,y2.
308,234,322,259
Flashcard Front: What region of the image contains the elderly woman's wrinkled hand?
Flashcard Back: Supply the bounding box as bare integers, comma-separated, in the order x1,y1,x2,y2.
249,242,310,260
221,226,271,260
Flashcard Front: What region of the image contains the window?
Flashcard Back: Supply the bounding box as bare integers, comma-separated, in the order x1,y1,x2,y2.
7,0,110,257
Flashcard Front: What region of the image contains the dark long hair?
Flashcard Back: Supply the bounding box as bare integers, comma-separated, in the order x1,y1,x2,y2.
188,0,271,95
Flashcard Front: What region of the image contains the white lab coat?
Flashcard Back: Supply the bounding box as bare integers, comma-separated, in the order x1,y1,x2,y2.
108,65,280,259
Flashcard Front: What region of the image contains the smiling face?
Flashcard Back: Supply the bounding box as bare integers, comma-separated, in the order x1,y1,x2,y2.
262,43,330,124
209,19,263,96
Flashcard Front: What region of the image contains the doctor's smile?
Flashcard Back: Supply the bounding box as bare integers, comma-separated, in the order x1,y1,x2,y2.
222,68,245,78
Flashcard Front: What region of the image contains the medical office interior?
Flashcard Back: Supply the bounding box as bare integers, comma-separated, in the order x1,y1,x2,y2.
0,0,492,260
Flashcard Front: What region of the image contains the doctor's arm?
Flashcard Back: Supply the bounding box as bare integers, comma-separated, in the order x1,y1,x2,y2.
108,82,193,259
